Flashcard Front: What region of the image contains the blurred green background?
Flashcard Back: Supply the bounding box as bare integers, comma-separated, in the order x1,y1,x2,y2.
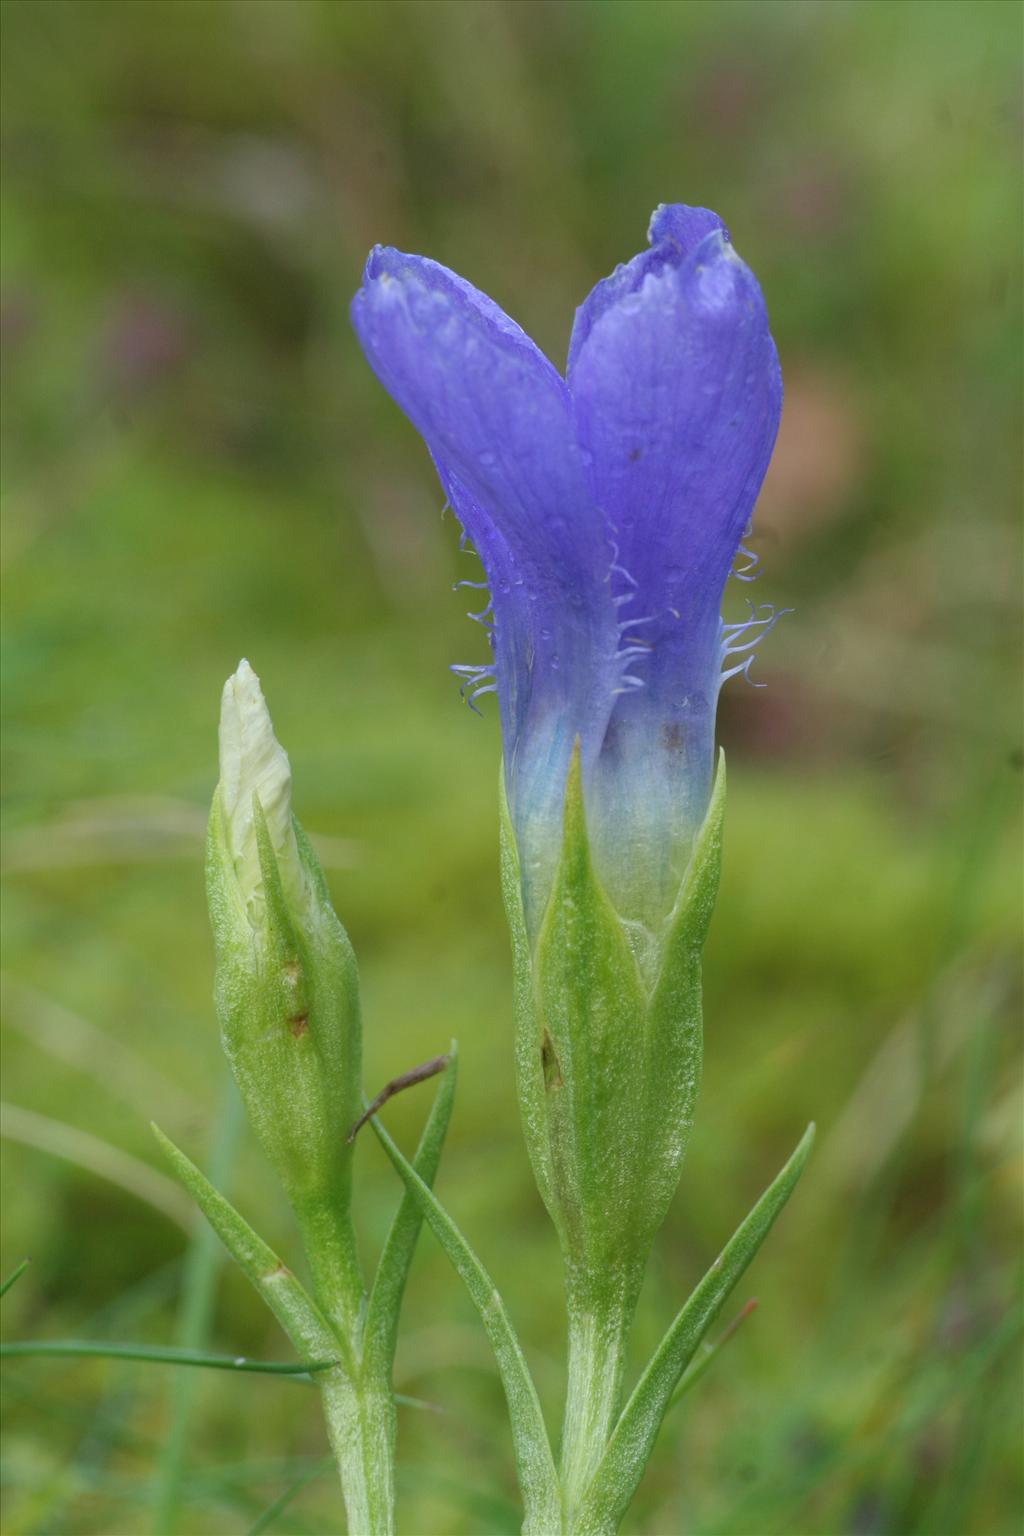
2,2,1021,1533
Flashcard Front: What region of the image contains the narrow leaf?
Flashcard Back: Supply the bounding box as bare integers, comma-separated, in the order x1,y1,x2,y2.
363,1046,458,1377
152,1123,343,1370
0,1259,30,1299
0,1340,333,1376
575,1124,815,1535
370,1111,561,1536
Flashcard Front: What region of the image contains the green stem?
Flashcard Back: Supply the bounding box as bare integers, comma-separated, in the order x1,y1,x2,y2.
294,1192,397,1533
320,1367,396,1536
294,1194,366,1347
559,1290,634,1522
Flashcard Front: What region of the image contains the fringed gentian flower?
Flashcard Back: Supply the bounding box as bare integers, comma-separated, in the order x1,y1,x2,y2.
351,205,782,939
352,207,788,1520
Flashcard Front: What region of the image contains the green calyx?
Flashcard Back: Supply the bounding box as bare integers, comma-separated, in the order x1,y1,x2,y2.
206,788,362,1218
500,747,726,1315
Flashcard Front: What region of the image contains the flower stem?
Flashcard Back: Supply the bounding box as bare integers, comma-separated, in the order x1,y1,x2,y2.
293,1193,397,1533
295,1193,365,1347
320,1367,396,1536
559,1293,633,1524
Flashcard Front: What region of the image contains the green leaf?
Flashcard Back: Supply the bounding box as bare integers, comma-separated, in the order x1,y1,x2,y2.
573,1123,815,1536
0,1340,334,1376
363,1046,458,1379
152,1123,344,1371
369,1110,561,1536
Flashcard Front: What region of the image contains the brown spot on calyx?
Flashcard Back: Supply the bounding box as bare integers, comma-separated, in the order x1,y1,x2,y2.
288,1013,309,1038
662,721,684,753
541,1030,563,1089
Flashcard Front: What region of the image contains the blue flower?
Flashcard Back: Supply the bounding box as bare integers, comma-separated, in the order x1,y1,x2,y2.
351,205,782,931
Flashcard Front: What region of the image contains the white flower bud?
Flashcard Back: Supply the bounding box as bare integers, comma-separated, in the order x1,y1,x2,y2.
208,660,362,1216
217,659,303,919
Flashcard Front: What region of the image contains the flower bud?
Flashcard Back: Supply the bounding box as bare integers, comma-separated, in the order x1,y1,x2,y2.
207,661,361,1216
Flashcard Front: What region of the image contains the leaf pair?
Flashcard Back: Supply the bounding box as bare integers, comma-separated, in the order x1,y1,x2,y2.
153,1044,457,1392
376,1095,814,1534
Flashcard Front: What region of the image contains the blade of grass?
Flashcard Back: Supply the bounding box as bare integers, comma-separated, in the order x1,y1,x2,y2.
0,973,196,1122
151,1071,243,1536
0,1341,335,1375
667,1298,759,1412
394,1392,441,1413
2,1101,193,1231
1,1258,30,1298
3,1366,158,1457
2,1378,333,1530
245,1453,334,1536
